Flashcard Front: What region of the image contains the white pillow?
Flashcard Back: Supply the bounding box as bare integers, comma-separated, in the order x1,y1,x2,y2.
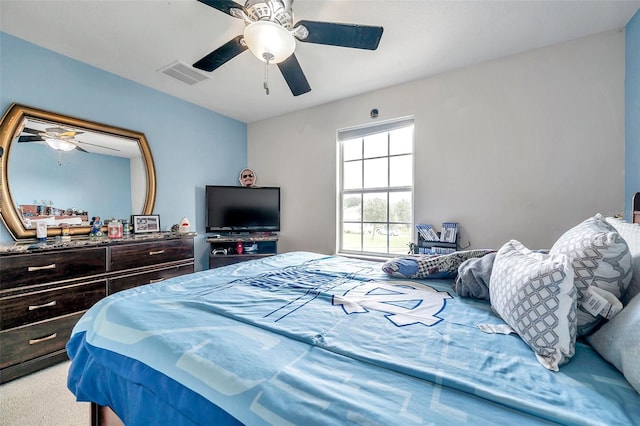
490,240,577,371
549,214,632,335
606,217,640,305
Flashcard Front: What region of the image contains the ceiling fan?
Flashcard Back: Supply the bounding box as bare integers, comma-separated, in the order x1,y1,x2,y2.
192,0,384,96
17,127,119,153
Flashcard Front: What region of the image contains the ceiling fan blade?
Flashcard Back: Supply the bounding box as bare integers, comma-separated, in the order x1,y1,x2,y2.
76,140,120,152
295,20,383,50
21,127,41,135
196,0,243,17
45,127,71,134
74,145,89,153
193,35,248,72
18,135,44,142
278,54,311,97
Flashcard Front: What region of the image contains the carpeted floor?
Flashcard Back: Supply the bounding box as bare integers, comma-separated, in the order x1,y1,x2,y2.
0,361,89,426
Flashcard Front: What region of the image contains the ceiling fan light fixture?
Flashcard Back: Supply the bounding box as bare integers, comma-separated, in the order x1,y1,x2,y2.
45,137,75,152
243,20,295,64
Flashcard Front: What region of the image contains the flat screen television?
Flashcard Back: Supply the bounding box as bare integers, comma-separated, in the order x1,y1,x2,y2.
205,185,280,233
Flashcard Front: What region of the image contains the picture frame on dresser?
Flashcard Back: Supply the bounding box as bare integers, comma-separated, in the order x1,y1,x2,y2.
132,214,160,233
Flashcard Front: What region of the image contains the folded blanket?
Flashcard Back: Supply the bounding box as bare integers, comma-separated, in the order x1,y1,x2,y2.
382,249,495,279
453,252,497,300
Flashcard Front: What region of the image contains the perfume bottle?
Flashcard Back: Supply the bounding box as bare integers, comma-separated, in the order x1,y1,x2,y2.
108,219,123,239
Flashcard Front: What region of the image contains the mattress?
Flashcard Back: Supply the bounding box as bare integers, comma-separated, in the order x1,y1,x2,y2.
67,251,640,425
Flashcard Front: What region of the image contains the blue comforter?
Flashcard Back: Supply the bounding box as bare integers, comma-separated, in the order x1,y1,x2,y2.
67,252,640,425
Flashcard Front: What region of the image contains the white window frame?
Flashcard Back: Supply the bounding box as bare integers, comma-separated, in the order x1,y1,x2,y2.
337,118,414,257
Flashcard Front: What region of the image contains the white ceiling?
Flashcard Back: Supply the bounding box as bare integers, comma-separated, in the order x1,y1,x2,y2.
1,0,639,124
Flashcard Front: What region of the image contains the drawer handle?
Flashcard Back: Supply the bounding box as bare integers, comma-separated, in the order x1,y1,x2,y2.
29,300,57,310
29,333,57,345
27,263,56,272
148,250,165,256
149,278,165,284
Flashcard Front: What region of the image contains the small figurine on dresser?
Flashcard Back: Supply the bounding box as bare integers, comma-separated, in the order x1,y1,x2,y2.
90,216,103,237
61,223,71,242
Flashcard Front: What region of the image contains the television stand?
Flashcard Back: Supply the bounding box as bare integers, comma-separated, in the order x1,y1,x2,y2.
207,234,278,269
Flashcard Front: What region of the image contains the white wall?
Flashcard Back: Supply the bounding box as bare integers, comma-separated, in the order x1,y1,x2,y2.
248,30,625,254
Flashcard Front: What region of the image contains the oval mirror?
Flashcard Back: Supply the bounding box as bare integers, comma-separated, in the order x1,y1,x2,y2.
0,103,156,239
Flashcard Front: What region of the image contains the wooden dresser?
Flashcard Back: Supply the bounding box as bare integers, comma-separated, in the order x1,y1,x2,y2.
0,234,195,384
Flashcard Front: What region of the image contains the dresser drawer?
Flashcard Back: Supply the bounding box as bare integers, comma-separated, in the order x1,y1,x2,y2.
109,239,194,271
0,248,107,291
0,312,82,369
108,263,194,294
0,280,106,331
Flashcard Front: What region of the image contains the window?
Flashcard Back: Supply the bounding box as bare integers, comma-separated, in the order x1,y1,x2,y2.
338,118,414,256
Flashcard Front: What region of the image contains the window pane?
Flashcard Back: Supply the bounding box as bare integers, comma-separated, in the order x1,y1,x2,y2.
363,193,387,222
362,222,412,254
342,228,362,251
389,154,412,187
343,160,362,189
343,138,362,161
343,223,362,234
389,191,411,222
389,223,411,254
363,133,387,158
389,126,413,155
363,158,387,188
363,223,388,254
342,194,361,221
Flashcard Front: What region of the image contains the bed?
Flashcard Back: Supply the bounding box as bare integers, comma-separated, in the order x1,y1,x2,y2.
67,229,640,426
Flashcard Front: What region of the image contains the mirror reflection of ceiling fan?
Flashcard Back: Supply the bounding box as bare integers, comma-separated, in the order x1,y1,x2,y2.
192,0,384,96
17,127,120,153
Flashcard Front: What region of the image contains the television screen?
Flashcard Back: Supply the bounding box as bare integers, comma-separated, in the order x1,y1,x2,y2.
205,185,280,233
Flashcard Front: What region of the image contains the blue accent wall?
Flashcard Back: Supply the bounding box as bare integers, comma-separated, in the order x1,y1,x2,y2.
627,10,640,218
0,32,248,270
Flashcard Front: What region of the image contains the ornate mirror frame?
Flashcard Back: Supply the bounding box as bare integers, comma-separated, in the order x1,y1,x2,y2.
0,103,156,239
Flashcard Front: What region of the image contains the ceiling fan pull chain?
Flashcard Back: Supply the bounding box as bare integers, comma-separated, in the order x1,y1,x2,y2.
263,53,274,95
264,61,270,95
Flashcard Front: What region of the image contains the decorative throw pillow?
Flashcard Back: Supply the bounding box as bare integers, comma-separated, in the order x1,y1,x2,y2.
587,293,640,395
382,249,495,279
606,217,640,305
490,240,577,371
549,214,632,335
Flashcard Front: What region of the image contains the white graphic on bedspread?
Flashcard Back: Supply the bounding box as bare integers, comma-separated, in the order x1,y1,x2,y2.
333,280,452,327
176,333,279,396
249,354,426,425
430,370,468,422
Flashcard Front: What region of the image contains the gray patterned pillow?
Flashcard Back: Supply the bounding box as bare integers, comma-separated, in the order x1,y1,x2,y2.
490,240,577,371
606,217,640,305
549,214,632,335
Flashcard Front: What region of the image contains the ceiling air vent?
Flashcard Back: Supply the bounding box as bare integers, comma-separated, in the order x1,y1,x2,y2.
159,61,209,85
